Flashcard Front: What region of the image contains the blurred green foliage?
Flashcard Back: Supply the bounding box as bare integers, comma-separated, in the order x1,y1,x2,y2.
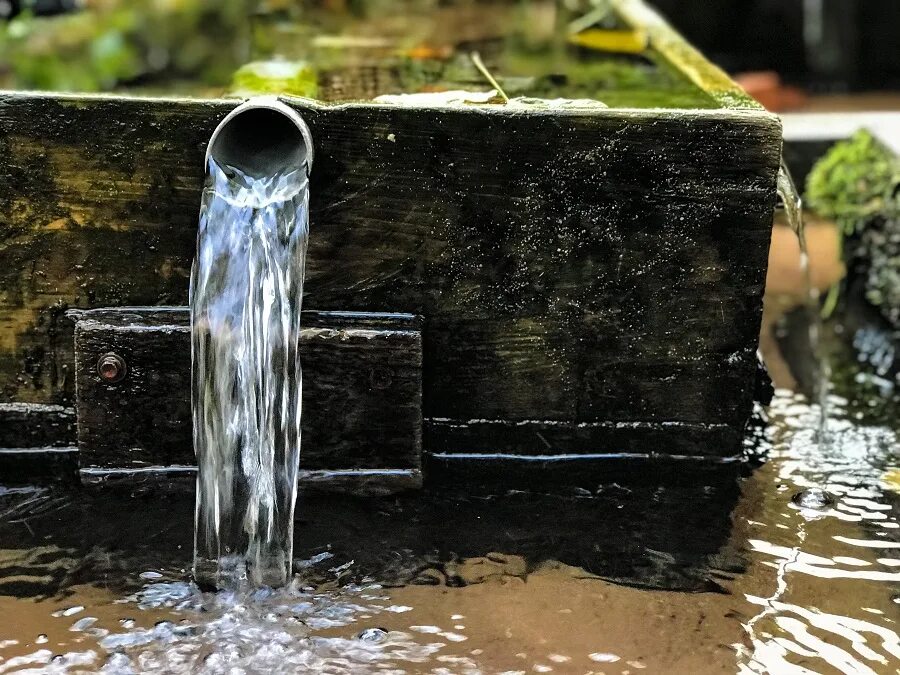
230,59,318,97
0,0,717,108
0,0,252,92
807,130,900,326
807,129,900,235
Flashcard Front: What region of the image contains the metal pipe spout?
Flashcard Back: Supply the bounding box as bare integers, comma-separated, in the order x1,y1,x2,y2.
206,96,313,180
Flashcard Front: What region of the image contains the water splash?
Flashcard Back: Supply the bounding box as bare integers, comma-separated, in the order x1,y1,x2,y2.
776,160,831,442
190,155,309,589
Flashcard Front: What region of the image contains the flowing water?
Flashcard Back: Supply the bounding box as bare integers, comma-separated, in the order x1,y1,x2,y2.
189,156,310,590
777,161,832,441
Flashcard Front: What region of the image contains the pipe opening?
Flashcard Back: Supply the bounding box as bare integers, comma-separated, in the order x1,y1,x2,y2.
207,101,312,181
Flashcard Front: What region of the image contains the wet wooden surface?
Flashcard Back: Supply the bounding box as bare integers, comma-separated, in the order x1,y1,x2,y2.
0,402,74,448
72,308,422,472
0,92,781,459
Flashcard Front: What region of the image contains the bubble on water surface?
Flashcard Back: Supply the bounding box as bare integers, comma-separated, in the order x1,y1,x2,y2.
356,627,388,643
791,487,836,510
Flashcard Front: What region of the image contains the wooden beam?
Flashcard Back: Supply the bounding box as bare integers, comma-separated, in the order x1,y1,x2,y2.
71,308,422,477
0,87,780,460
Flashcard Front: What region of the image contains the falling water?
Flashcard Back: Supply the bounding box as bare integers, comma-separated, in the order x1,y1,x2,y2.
190,151,310,589
776,160,831,440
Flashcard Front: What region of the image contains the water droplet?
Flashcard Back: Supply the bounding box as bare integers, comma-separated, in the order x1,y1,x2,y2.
36,634,48,644
356,627,388,643
792,488,836,510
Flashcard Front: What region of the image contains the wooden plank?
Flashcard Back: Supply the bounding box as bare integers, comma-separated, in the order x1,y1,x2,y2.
71,308,422,473
0,92,781,459
0,447,78,483
424,418,741,457
0,402,75,448
77,466,423,496
425,451,742,491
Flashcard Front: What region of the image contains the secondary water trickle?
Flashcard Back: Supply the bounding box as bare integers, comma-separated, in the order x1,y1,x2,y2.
189,98,313,589
777,160,831,441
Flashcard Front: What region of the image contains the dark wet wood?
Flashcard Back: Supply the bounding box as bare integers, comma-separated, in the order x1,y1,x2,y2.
72,308,422,472
0,92,781,461
0,447,78,483
424,418,741,457
425,452,742,491
0,402,75,448
0,470,744,593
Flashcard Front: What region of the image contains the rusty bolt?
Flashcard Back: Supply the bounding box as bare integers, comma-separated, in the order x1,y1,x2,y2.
97,352,127,383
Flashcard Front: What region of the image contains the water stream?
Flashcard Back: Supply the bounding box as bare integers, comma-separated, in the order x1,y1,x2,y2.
777,161,832,442
189,155,310,590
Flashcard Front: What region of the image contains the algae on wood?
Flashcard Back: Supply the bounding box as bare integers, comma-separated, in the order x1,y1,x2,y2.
0,0,747,110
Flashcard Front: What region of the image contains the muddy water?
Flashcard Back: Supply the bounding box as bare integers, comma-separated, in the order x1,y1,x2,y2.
0,219,898,674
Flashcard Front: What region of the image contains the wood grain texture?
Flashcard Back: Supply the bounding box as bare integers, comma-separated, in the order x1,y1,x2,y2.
0,92,782,459
72,308,422,471
0,402,74,447
0,446,78,483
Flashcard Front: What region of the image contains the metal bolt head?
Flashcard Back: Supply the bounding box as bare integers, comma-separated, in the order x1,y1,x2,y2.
97,352,127,383
369,366,392,390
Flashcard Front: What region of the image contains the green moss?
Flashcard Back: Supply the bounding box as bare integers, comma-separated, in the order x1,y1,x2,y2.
375,50,717,110
807,130,900,327
237,0,721,108
498,52,718,109
230,60,318,98
807,130,900,235
0,0,731,109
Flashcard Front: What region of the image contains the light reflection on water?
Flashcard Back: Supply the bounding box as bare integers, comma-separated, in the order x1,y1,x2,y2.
0,382,897,674
735,393,899,675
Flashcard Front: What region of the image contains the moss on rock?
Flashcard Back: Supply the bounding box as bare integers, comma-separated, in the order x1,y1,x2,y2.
230,60,318,98
807,130,900,326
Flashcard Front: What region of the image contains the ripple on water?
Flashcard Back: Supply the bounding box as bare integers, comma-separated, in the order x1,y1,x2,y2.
738,392,899,674
0,392,897,674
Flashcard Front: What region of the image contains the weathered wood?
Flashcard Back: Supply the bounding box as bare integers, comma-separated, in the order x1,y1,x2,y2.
0,0,783,468
72,308,422,473
0,402,75,448
425,451,742,491
424,418,741,457
0,401,76,485
0,447,78,483
0,93,781,460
